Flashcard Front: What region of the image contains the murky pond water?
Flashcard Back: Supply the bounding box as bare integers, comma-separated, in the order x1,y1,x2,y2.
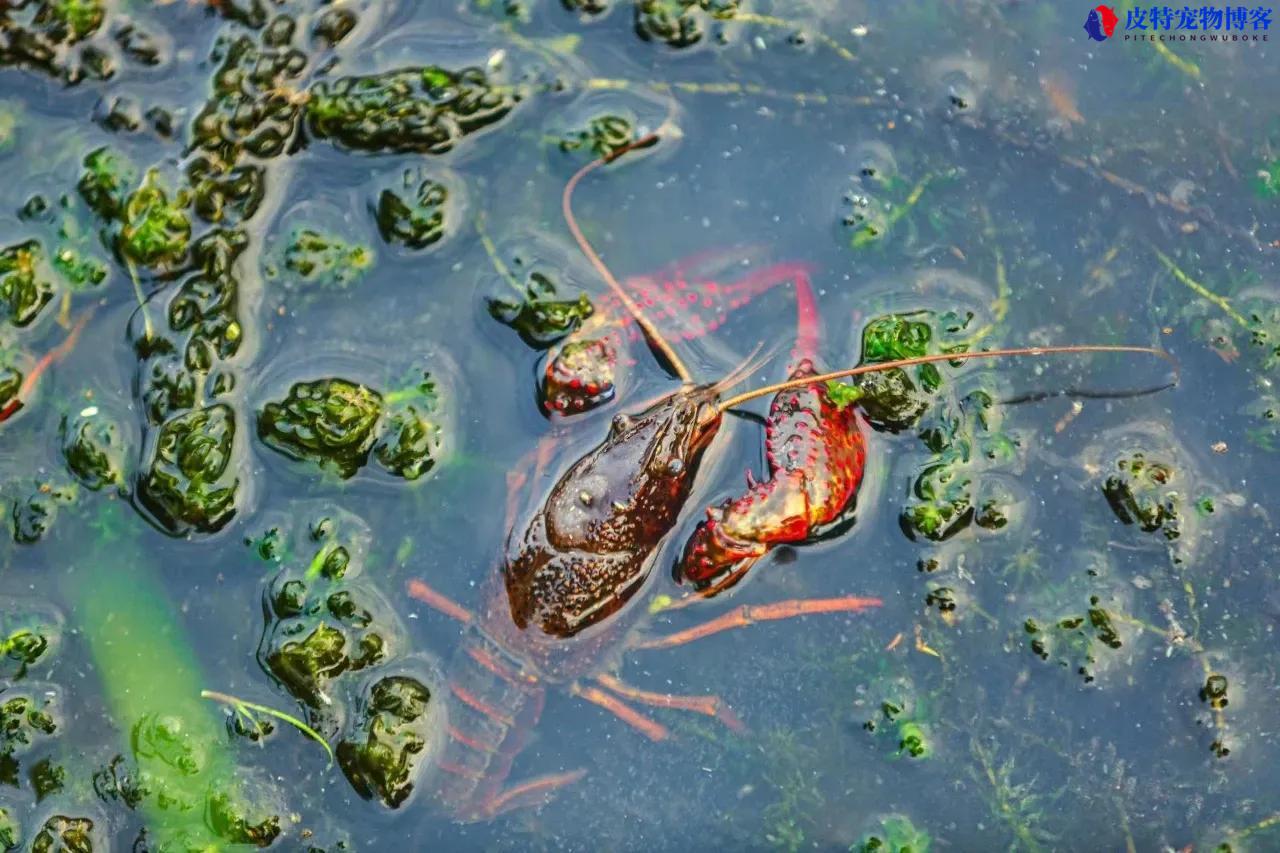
0,0,1278,850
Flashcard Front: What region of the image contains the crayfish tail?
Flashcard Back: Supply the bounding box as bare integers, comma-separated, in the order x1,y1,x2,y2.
432,630,548,820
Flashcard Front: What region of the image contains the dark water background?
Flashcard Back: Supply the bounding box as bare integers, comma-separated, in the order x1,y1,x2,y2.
0,0,1278,850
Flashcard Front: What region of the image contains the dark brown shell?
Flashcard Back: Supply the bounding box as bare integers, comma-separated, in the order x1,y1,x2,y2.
504,383,721,638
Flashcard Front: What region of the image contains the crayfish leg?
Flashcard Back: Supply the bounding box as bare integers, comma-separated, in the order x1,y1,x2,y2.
503,435,560,534
570,682,670,741
594,673,745,733
694,556,761,598
630,595,883,651
475,768,589,819
406,579,476,625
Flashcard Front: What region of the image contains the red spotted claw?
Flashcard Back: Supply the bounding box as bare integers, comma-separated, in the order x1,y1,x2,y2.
679,275,867,592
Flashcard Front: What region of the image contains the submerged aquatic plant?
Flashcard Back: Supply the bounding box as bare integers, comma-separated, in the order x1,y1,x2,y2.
843,173,939,251
278,228,374,289
306,65,521,155
558,113,638,159
258,378,384,478
0,240,55,328
970,736,1058,852
137,404,239,534
337,674,437,809
853,310,967,432
1252,157,1280,199
0,0,1275,846
258,370,447,481
1101,452,1182,540
61,407,128,492
854,814,932,853
0,691,58,787
376,371,446,482
30,815,98,853
487,270,596,349
1023,596,1125,684
10,479,77,545
77,147,136,220
375,172,450,250
118,170,191,272
634,0,742,48
257,512,402,735
757,728,825,852
0,630,49,680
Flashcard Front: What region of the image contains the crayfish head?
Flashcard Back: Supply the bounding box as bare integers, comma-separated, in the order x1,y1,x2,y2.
684,383,724,453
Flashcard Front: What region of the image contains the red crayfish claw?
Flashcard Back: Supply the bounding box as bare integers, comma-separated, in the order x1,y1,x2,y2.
676,504,769,594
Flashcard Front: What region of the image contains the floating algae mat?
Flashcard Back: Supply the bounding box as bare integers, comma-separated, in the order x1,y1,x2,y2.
0,0,1278,849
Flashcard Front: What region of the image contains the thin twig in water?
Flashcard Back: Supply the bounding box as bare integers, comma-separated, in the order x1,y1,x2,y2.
126,259,154,341
961,206,1011,348
584,77,883,109
733,12,858,63
1150,39,1201,79
475,211,526,296
1152,247,1250,329
201,689,334,766
0,310,93,423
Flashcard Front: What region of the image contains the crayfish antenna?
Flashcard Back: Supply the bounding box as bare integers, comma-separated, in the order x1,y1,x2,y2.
715,344,1178,414
710,341,778,396
561,133,694,382
998,379,1178,406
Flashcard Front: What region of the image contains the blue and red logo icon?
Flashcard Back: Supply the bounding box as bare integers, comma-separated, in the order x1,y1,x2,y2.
1084,4,1119,39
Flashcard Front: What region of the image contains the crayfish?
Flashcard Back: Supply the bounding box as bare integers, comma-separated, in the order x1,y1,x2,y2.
407,135,1172,820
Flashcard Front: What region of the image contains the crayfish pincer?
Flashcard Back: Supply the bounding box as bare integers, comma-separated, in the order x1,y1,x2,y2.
504,382,723,638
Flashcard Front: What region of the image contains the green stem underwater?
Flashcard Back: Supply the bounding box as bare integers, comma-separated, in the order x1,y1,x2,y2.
1153,247,1249,329
200,689,334,766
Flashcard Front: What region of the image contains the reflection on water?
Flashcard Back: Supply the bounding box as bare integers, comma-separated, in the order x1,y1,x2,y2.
0,0,1277,849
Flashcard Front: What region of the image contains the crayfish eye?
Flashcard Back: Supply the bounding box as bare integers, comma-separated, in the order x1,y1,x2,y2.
611,413,631,433
666,458,685,475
